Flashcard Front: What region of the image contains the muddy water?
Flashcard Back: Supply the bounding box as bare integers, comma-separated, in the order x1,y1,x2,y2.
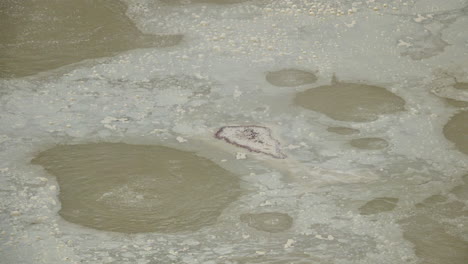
31,143,240,233
265,69,317,87
350,137,389,150
453,82,468,90
443,111,468,155
240,212,293,233
399,175,468,264
0,0,182,78
294,81,406,122
358,197,398,215
327,126,360,135
160,0,247,5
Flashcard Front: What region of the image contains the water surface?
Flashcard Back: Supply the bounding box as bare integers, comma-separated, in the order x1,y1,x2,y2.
32,143,240,233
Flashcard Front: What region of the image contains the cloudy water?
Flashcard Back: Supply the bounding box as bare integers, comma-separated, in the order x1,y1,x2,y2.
0,0,182,78
1,0,467,264
31,143,241,234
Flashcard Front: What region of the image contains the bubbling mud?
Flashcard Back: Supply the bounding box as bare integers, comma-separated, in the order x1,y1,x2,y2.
0,0,182,78
31,143,240,233
443,111,468,155
265,69,318,87
240,212,293,233
349,138,389,150
294,80,406,122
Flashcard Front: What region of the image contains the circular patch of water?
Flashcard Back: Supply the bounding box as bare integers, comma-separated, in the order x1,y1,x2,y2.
443,111,468,155
350,137,389,150
327,126,360,135
358,197,398,215
31,143,240,233
294,81,405,122
265,69,317,87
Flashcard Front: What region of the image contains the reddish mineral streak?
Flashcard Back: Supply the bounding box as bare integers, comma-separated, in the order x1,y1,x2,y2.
215,125,287,159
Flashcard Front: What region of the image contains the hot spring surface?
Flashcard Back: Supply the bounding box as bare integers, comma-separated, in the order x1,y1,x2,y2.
1,0,468,263
32,143,240,233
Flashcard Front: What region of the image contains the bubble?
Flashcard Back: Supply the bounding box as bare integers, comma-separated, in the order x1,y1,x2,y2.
349,138,389,150
358,197,398,215
240,212,293,233
443,111,468,156
294,81,405,122
265,69,318,87
32,143,240,233
0,0,182,78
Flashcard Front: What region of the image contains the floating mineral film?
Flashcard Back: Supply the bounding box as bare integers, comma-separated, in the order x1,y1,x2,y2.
215,126,286,159
443,110,468,155
240,212,293,233
266,69,318,87
294,80,406,122
32,143,240,233
0,0,182,78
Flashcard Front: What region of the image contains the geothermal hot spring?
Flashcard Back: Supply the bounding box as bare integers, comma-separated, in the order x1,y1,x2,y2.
1,0,467,263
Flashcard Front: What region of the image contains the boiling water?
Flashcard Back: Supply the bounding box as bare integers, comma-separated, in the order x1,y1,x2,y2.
1,0,468,263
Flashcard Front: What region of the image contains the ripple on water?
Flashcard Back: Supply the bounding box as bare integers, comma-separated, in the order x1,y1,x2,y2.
294,81,405,122
443,111,468,155
32,143,240,233
0,0,182,78
240,212,293,233
265,69,318,87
